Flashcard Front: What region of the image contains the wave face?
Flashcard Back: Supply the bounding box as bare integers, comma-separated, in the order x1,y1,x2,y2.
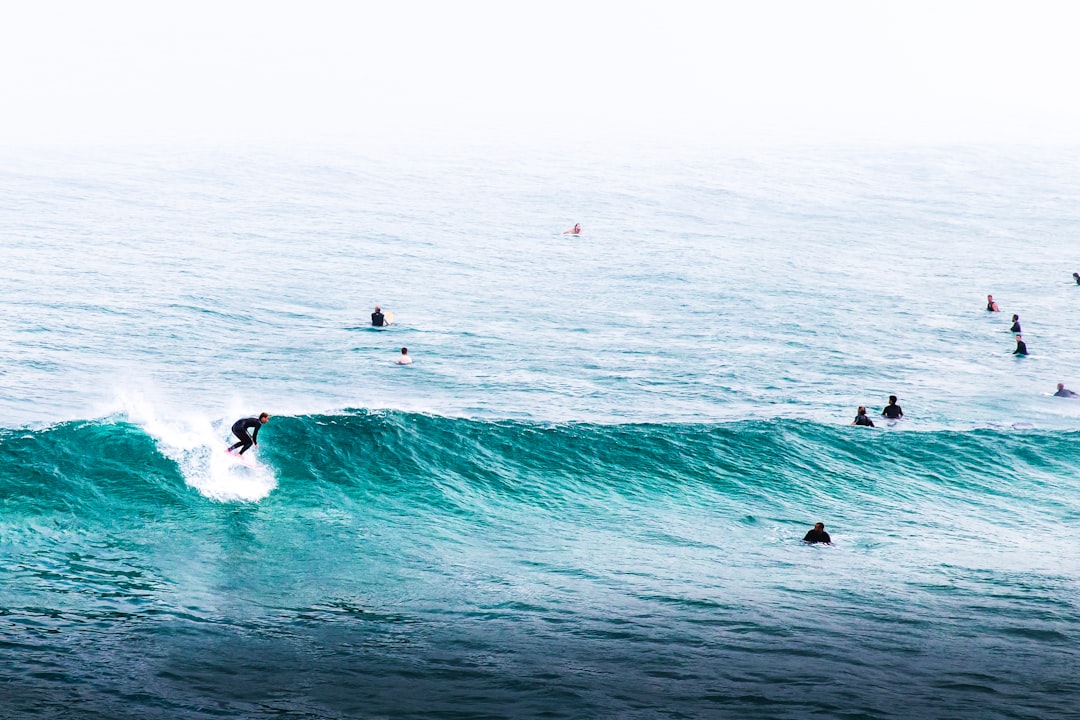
2,411,1078,719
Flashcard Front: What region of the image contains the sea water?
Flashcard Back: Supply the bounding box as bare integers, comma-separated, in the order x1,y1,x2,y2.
1,145,1079,718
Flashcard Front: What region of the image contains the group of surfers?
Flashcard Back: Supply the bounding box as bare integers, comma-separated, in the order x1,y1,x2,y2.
851,282,1080,428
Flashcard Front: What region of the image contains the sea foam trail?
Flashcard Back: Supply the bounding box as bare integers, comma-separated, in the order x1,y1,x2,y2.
113,392,276,502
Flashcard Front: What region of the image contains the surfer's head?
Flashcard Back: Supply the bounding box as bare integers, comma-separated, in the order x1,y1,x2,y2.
375,306,381,312
259,412,270,423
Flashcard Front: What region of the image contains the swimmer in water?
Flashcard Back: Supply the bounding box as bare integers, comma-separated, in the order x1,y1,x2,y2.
562,223,582,235
1010,314,1021,333
1013,334,1028,355
396,347,413,365
881,395,903,420
1054,382,1078,398
987,295,1000,312
371,306,386,327
228,413,270,455
803,522,831,544
1074,272,1080,285
852,406,875,427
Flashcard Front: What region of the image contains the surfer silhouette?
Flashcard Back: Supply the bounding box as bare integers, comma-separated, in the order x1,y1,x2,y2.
803,522,831,544
371,306,386,327
229,413,269,455
852,406,875,427
881,395,903,420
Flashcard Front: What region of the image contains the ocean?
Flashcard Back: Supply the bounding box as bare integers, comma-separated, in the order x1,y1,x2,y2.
1,144,1079,718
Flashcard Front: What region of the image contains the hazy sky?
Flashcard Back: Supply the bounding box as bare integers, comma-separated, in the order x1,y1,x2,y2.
2,1,1079,150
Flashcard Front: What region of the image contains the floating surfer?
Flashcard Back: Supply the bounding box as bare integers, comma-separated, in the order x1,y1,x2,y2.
371,306,387,327
228,413,269,456
1054,382,1078,398
881,395,904,420
396,347,413,365
986,294,1000,312
1074,272,1079,285
1013,334,1028,356
852,406,875,427
562,223,581,235
803,522,831,544
1010,314,1021,333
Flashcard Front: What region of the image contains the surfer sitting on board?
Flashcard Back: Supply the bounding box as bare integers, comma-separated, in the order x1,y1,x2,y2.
1013,335,1028,356
228,413,269,456
371,306,386,327
852,406,875,427
803,522,831,544
881,395,903,420
562,223,581,235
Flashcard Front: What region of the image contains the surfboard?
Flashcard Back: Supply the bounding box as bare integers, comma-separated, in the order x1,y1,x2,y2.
384,311,395,326
224,447,256,468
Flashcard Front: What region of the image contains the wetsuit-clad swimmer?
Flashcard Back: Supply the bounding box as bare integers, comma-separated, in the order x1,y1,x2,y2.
1010,314,1021,333
987,295,1000,312
229,413,269,455
803,522,831,544
881,395,903,420
852,406,875,427
1054,383,1078,398
1013,335,1028,356
371,306,386,327
1074,272,1080,285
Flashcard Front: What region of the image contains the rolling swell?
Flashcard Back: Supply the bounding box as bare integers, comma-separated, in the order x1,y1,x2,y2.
2,412,1078,524
2,413,1079,719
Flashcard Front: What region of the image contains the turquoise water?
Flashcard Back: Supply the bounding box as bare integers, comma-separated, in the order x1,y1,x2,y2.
2,146,1080,718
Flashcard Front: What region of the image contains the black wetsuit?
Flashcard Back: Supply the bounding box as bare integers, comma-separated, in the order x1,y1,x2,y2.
1011,321,1021,333
853,413,875,427
229,417,262,455
882,403,903,420
803,529,831,544
1014,340,1028,356
1054,388,1078,398
987,302,996,311
371,311,385,327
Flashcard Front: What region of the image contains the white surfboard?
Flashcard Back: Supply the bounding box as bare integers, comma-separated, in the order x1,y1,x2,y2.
224,447,257,468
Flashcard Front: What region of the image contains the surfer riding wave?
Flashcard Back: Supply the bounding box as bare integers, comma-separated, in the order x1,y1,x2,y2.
229,413,269,455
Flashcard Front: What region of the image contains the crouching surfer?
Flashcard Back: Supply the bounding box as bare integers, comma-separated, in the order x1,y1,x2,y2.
228,412,270,455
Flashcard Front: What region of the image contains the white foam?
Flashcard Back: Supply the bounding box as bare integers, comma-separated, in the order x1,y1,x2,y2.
107,390,277,502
